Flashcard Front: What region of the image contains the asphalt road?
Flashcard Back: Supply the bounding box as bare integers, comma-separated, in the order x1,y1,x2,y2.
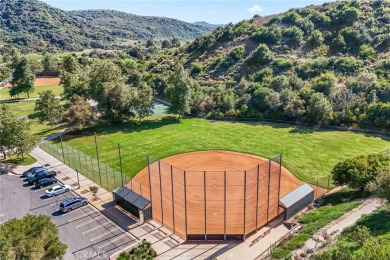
0,173,136,259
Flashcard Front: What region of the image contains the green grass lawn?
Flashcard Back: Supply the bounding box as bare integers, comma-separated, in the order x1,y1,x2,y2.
3,100,66,136
0,85,63,100
25,51,89,61
54,117,390,187
0,154,36,166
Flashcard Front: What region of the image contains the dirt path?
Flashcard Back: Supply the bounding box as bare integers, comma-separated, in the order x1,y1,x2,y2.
291,197,385,259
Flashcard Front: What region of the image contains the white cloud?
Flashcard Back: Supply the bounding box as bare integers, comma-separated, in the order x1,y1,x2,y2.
248,5,264,14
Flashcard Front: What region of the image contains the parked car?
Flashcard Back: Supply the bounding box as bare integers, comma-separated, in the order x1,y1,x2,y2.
25,168,47,178
23,166,44,177
59,197,88,213
28,171,56,185
35,178,58,188
45,185,71,197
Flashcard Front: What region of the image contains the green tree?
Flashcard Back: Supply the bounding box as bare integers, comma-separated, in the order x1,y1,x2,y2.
64,95,93,130
34,90,63,127
306,93,333,125
89,60,122,104
61,55,79,73
0,214,66,260
100,81,136,122
10,57,35,98
60,72,90,101
313,72,337,95
41,54,58,76
165,62,193,118
359,44,377,61
282,26,304,49
368,169,390,200
331,154,390,191
250,44,274,65
308,30,324,47
135,83,154,121
366,102,390,130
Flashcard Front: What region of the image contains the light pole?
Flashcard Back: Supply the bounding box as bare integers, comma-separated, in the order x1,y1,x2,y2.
76,169,80,189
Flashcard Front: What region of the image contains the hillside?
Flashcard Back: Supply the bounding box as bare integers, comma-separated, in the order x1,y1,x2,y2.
0,0,213,52
193,21,223,29
148,0,389,129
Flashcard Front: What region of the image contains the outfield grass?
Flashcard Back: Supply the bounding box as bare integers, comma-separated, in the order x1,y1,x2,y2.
3,100,66,135
55,117,390,187
0,85,63,100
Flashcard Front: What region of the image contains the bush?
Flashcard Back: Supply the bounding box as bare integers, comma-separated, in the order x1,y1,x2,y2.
250,44,274,65
190,62,204,76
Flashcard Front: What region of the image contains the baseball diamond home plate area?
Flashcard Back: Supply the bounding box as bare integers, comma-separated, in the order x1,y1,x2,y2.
115,150,327,241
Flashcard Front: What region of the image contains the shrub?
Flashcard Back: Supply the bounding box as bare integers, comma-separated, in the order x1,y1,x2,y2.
250,44,274,65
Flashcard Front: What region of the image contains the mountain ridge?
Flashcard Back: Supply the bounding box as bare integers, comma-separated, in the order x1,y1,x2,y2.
0,0,213,52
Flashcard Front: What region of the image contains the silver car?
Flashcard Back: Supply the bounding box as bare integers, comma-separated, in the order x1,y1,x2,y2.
59,197,88,213
45,185,71,197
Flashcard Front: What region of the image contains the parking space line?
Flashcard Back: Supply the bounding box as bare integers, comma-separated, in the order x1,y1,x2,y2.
98,234,128,249
75,216,103,228
67,212,89,222
90,229,118,242
82,222,112,234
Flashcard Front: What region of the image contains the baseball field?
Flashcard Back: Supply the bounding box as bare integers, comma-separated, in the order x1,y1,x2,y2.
57,117,390,188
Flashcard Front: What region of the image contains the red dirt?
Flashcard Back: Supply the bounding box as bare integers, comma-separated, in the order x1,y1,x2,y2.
5,77,60,87
34,77,60,87
128,150,327,239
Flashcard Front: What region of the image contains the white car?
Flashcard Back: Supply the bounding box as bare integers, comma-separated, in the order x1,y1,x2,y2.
45,185,71,197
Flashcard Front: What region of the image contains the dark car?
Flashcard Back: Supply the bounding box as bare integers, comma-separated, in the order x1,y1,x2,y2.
23,166,44,177
35,177,58,188
28,171,57,185
25,168,46,178
59,197,88,213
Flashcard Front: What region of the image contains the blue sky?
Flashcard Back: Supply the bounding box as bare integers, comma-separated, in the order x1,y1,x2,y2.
42,0,336,24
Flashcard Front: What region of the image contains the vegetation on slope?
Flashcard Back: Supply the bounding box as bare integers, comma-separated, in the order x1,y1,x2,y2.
312,203,390,259
0,0,212,52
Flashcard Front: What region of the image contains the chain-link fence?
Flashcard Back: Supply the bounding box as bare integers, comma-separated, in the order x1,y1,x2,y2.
40,141,131,192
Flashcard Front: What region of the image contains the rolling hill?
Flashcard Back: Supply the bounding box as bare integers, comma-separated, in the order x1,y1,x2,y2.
0,0,213,52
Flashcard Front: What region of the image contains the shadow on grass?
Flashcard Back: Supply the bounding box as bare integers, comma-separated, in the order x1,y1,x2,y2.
356,204,390,236
319,188,372,208
54,116,180,142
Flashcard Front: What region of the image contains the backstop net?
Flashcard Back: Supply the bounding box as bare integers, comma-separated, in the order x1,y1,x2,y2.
145,154,283,241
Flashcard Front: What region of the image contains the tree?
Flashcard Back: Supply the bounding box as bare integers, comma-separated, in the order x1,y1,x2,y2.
161,39,172,49
0,214,66,259
250,44,274,65
61,55,79,73
0,105,37,160
165,62,193,118
366,102,390,130
282,26,304,49
100,81,136,122
10,57,35,98
331,154,390,191
41,54,58,76
34,90,63,127
171,38,181,47
60,72,90,101
134,83,154,121
313,72,337,95
368,169,390,201
308,30,324,47
306,93,333,125
64,95,93,130
89,60,122,104
89,186,99,201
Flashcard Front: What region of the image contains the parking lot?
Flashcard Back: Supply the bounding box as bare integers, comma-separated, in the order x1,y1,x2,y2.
0,172,137,259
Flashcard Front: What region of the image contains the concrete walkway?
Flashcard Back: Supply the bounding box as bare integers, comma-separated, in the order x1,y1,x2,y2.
292,197,385,259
